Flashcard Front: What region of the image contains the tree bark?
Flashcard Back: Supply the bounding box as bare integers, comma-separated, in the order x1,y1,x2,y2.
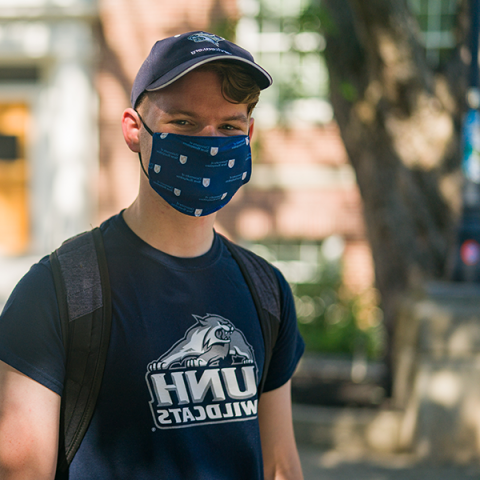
321,0,469,358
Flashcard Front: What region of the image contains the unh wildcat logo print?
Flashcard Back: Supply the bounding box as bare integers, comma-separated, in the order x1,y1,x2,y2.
148,314,255,369
146,314,258,429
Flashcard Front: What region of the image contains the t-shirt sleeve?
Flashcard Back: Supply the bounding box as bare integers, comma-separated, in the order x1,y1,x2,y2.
0,257,65,395
262,268,304,393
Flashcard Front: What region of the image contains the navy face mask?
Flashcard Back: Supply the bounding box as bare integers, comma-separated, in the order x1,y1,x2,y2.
137,114,252,217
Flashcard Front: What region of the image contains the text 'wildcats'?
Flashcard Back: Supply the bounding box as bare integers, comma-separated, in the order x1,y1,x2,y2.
146,366,258,428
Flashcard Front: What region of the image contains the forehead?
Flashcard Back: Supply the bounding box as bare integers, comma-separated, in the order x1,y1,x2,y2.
142,69,249,117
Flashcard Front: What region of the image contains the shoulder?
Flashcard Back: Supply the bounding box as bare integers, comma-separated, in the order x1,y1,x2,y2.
5,256,54,298
219,234,286,315
218,234,284,287
219,234,293,299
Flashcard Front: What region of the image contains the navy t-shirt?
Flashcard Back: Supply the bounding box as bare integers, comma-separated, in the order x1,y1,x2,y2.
0,213,304,479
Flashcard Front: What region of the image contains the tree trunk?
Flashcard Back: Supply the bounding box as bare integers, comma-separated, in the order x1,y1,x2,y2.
321,0,469,371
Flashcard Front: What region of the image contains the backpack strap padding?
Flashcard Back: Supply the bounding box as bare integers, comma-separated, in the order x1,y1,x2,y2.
220,235,281,397
50,228,112,478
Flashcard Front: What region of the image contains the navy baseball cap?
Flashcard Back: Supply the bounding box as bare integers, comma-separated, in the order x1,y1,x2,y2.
131,31,272,107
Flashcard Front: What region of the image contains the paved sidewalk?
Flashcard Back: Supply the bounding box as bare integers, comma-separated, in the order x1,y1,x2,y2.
298,446,480,479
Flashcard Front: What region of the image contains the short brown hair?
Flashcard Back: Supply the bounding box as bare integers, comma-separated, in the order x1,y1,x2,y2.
196,61,261,116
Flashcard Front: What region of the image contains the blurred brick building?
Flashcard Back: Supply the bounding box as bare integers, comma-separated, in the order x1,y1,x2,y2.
0,0,373,302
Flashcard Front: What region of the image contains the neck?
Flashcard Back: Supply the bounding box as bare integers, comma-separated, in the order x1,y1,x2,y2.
123,193,216,258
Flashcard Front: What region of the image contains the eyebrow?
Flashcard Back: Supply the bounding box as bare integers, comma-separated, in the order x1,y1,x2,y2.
164,109,249,125
163,108,196,117
223,113,249,125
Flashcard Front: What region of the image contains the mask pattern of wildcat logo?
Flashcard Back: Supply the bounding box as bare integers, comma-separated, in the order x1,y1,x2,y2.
146,314,259,429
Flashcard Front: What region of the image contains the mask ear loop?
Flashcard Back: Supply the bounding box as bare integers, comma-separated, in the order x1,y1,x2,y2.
135,111,155,179
138,152,150,179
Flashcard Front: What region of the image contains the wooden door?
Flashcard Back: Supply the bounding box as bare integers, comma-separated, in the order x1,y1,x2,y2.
0,103,29,255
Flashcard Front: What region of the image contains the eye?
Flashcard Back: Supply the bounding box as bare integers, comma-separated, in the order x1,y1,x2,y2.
172,119,190,126
221,124,244,133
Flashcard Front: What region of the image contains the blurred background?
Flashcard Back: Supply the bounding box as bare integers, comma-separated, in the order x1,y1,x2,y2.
1,0,480,476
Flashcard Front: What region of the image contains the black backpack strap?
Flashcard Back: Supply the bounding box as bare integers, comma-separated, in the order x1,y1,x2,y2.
50,228,112,479
220,235,281,397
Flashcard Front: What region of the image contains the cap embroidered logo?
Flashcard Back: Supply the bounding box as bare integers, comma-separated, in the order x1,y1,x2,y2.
187,33,224,47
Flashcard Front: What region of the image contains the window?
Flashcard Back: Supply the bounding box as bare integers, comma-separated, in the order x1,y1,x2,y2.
237,0,332,127
409,0,458,66
0,66,40,83
247,236,344,284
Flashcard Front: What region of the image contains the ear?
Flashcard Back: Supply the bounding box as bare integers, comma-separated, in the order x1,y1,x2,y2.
248,117,254,141
192,314,207,325
122,108,142,153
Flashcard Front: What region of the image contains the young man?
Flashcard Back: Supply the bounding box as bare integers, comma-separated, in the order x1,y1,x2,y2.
0,32,305,479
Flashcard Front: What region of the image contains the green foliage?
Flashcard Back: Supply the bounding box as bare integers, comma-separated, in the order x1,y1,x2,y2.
339,81,358,102
297,1,337,36
209,17,238,42
292,277,385,360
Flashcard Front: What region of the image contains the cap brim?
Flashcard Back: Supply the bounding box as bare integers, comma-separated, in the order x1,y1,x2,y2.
145,55,272,92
